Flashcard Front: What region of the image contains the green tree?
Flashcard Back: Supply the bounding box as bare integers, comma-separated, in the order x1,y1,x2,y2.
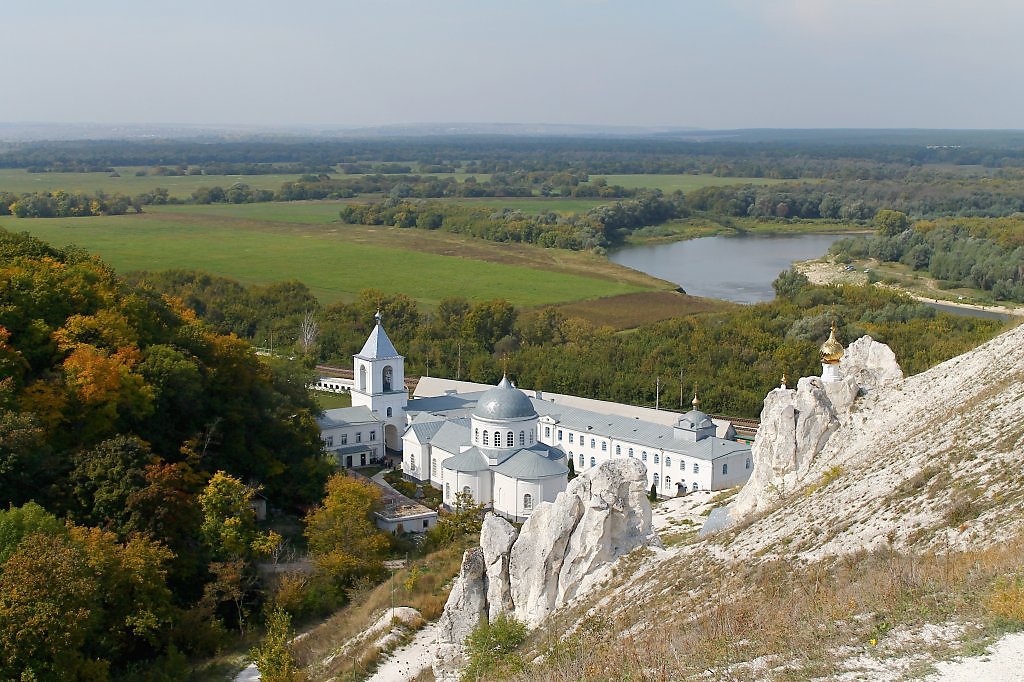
304,474,390,585
198,471,280,560
249,607,305,682
874,209,910,236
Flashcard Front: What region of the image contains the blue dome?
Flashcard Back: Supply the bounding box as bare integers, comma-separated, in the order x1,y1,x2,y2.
473,376,537,421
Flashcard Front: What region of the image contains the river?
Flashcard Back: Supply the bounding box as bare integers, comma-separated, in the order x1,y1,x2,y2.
610,233,846,304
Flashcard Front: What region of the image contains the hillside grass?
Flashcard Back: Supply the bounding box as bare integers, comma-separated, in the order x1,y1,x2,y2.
516,538,1024,682
1,209,662,308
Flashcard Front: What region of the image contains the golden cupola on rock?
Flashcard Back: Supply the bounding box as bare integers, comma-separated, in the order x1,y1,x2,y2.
820,322,845,365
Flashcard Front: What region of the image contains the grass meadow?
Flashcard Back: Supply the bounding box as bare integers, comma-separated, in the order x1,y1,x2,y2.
0,167,303,198
1,207,661,308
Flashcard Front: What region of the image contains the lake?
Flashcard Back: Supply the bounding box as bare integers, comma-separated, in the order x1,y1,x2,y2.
610,234,845,304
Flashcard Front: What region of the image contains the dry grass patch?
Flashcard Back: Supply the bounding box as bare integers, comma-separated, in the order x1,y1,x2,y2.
552,291,732,330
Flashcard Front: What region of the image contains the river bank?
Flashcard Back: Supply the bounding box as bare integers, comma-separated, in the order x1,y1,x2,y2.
796,259,1024,318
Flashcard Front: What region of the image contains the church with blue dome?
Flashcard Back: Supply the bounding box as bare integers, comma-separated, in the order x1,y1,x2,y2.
319,314,753,523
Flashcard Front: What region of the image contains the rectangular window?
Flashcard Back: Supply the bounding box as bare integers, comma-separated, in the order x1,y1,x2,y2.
369,431,376,441
341,434,348,445
722,463,728,475
557,429,563,440
356,432,362,443
324,436,334,447
545,426,551,438
569,433,574,444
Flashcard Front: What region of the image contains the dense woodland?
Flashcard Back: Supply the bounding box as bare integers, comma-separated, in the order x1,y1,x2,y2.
131,267,1003,419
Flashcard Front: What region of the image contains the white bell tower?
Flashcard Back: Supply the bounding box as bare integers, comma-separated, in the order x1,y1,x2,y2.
351,311,408,450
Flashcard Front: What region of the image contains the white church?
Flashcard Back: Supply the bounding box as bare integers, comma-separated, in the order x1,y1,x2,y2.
318,313,758,522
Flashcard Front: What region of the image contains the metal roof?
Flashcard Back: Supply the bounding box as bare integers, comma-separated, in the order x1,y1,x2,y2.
492,447,568,479
441,447,491,473
318,406,379,429
355,319,401,360
472,376,537,420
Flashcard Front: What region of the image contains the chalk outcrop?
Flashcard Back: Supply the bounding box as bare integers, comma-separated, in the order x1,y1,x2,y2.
432,458,658,680
731,335,903,520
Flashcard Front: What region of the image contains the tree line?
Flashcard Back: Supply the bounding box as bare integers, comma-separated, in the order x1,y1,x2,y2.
829,211,1024,302
136,267,1004,420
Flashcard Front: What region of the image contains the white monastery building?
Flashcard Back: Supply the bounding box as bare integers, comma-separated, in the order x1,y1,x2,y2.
318,314,764,522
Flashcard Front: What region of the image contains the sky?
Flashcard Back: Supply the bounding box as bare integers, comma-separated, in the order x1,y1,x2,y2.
4,0,1023,130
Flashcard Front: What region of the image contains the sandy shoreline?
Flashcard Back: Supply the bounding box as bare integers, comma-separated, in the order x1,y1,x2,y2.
795,259,1024,318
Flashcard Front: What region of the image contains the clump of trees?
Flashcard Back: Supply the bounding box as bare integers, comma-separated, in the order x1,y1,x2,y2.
830,211,1024,302
337,191,687,250
0,189,139,217
0,230,334,676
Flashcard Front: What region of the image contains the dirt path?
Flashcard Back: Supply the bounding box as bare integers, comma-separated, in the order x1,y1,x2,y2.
925,632,1024,681
366,623,437,682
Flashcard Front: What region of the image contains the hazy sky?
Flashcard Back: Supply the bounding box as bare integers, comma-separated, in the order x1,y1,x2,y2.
5,0,1023,129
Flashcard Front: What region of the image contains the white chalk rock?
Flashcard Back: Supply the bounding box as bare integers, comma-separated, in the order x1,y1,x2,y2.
480,513,518,622
432,548,486,682
841,335,904,391
731,336,903,521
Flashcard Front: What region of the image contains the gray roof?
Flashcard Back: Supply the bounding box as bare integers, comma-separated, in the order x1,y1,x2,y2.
441,448,491,473
493,447,568,479
472,376,537,421
407,419,445,443
318,406,379,429
355,318,401,360
427,419,471,454
679,409,714,430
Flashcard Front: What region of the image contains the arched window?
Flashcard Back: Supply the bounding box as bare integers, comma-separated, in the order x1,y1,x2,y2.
601,442,607,452
692,482,698,491
641,451,647,462
483,431,489,446
359,365,366,391
665,476,672,489
529,433,534,444
432,461,437,477
615,445,621,455
722,463,729,475
523,494,533,510
382,365,393,392
445,483,450,500
544,426,551,438
507,431,514,447
590,438,596,448
746,457,752,470
475,428,479,443
693,463,699,474
654,454,660,464
386,407,393,417
628,448,634,457
680,459,685,470
653,473,660,488
579,454,584,468
665,456,671,467
569,433,574,444
462,486,472,500
519,431,525,446
590,457,596,467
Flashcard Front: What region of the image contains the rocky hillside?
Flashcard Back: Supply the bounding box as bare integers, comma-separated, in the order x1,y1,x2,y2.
453,321,1024,680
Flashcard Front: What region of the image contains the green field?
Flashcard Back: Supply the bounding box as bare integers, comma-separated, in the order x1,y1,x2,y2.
0,167,304,198
586,173,789,193
1,209,657,308
152,201,350,224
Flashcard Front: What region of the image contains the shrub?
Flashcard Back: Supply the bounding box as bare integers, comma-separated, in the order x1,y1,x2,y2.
463,614,528,681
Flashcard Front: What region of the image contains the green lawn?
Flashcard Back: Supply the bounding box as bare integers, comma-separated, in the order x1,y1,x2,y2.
152,201,349,224
313,391,352,410
2,212,650,308
0,167,305,199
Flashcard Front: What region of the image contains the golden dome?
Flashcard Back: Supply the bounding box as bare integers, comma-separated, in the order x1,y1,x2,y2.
820,322,845,364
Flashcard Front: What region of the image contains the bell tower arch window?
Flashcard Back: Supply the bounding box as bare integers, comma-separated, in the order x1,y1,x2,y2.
382,365,393,392
358,365,366,391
